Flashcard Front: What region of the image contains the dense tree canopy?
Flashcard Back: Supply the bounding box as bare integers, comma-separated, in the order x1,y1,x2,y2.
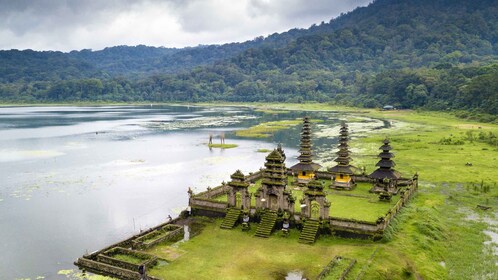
0,0,497,120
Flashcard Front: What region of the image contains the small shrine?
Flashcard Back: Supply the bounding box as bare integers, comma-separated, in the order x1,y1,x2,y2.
255,149,295,213
301,179,330,220
369,138,402,194
328,122,358,190
226,170,251,209
290,116,321,184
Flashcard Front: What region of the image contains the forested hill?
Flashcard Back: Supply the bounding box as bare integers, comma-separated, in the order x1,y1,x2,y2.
1,0,497,118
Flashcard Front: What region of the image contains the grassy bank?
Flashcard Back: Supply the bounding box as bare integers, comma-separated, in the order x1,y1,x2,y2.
208,143,238,149
235,119,302,138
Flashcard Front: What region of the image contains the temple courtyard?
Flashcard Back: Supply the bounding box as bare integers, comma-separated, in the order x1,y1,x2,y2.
213,177,398,223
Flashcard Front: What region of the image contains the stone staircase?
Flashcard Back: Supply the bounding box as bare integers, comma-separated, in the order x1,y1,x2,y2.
255,211,277,238
298,219,320,244
220,208,242,229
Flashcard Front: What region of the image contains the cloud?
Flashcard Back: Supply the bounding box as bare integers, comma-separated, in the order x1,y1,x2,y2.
0,0,372,51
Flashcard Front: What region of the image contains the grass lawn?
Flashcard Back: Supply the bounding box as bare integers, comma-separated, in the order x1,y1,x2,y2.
111,254,145,264
146,218,378,280
235,119,302,138
328,195,395,222
208,143,238,149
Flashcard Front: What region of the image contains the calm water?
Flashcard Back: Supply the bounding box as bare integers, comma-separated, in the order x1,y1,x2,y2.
0,105,384,279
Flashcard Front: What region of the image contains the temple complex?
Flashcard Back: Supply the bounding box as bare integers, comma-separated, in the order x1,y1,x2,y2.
328,122,359,190
290,116,321,184
76,117,420,279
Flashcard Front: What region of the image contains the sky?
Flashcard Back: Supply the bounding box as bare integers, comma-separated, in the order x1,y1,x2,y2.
0,0,372,52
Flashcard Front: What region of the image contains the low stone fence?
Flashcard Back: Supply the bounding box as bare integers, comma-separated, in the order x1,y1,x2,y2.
317,256,357,280
189,197,228,216
353,175,373,182
194,184,227,199
97,247,158,272
76,257,160,280
246,170,263,182
383,180,417,225
330,218,380,233
132,224,184,250
329,177,418,239
75,217,183,279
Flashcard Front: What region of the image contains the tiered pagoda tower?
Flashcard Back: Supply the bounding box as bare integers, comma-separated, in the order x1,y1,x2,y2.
226,170,250,209
328,122,358,190
369,138,401,194
256,149,295,213
290,117,321,184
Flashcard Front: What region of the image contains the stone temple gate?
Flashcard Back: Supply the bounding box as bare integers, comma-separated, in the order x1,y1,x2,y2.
255,149,295,213
226,170,251,209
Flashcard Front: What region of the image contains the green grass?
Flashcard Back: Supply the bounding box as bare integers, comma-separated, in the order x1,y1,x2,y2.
351,110,498,184
112,254,145,264
256,148,272,153
235,119,302,138
208,143,238,149
322,257,354,280
142,231,169,244
254,109,290,114
328,195,395,222
147,218,377,280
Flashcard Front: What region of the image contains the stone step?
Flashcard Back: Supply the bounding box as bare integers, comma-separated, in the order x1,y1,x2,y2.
298,220,320,244
220,208,242,229
255,211,278,238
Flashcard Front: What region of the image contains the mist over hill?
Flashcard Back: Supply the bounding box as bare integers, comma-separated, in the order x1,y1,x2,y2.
1,0,497,118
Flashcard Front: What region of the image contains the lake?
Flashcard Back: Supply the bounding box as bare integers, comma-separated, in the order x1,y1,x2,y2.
0,105,385,279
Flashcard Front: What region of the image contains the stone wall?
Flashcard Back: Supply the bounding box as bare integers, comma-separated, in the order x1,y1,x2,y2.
317,256,357,280
382,179,418,226
75,217,183,278
76,258,158,280
97,247,158,272
194,184,227,199
132,224,184,250
189,197,227,213
328,177,418,239
246,170,263,182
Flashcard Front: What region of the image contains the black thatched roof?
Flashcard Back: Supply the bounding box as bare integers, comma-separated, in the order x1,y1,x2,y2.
376,159,396,168
369,169,401,179
290,162,321,171
378,152,395,158
380,144,393,151
328,165,357,175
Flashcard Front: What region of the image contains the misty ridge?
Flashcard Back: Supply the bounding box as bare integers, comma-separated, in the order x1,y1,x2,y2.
0,0,497,120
